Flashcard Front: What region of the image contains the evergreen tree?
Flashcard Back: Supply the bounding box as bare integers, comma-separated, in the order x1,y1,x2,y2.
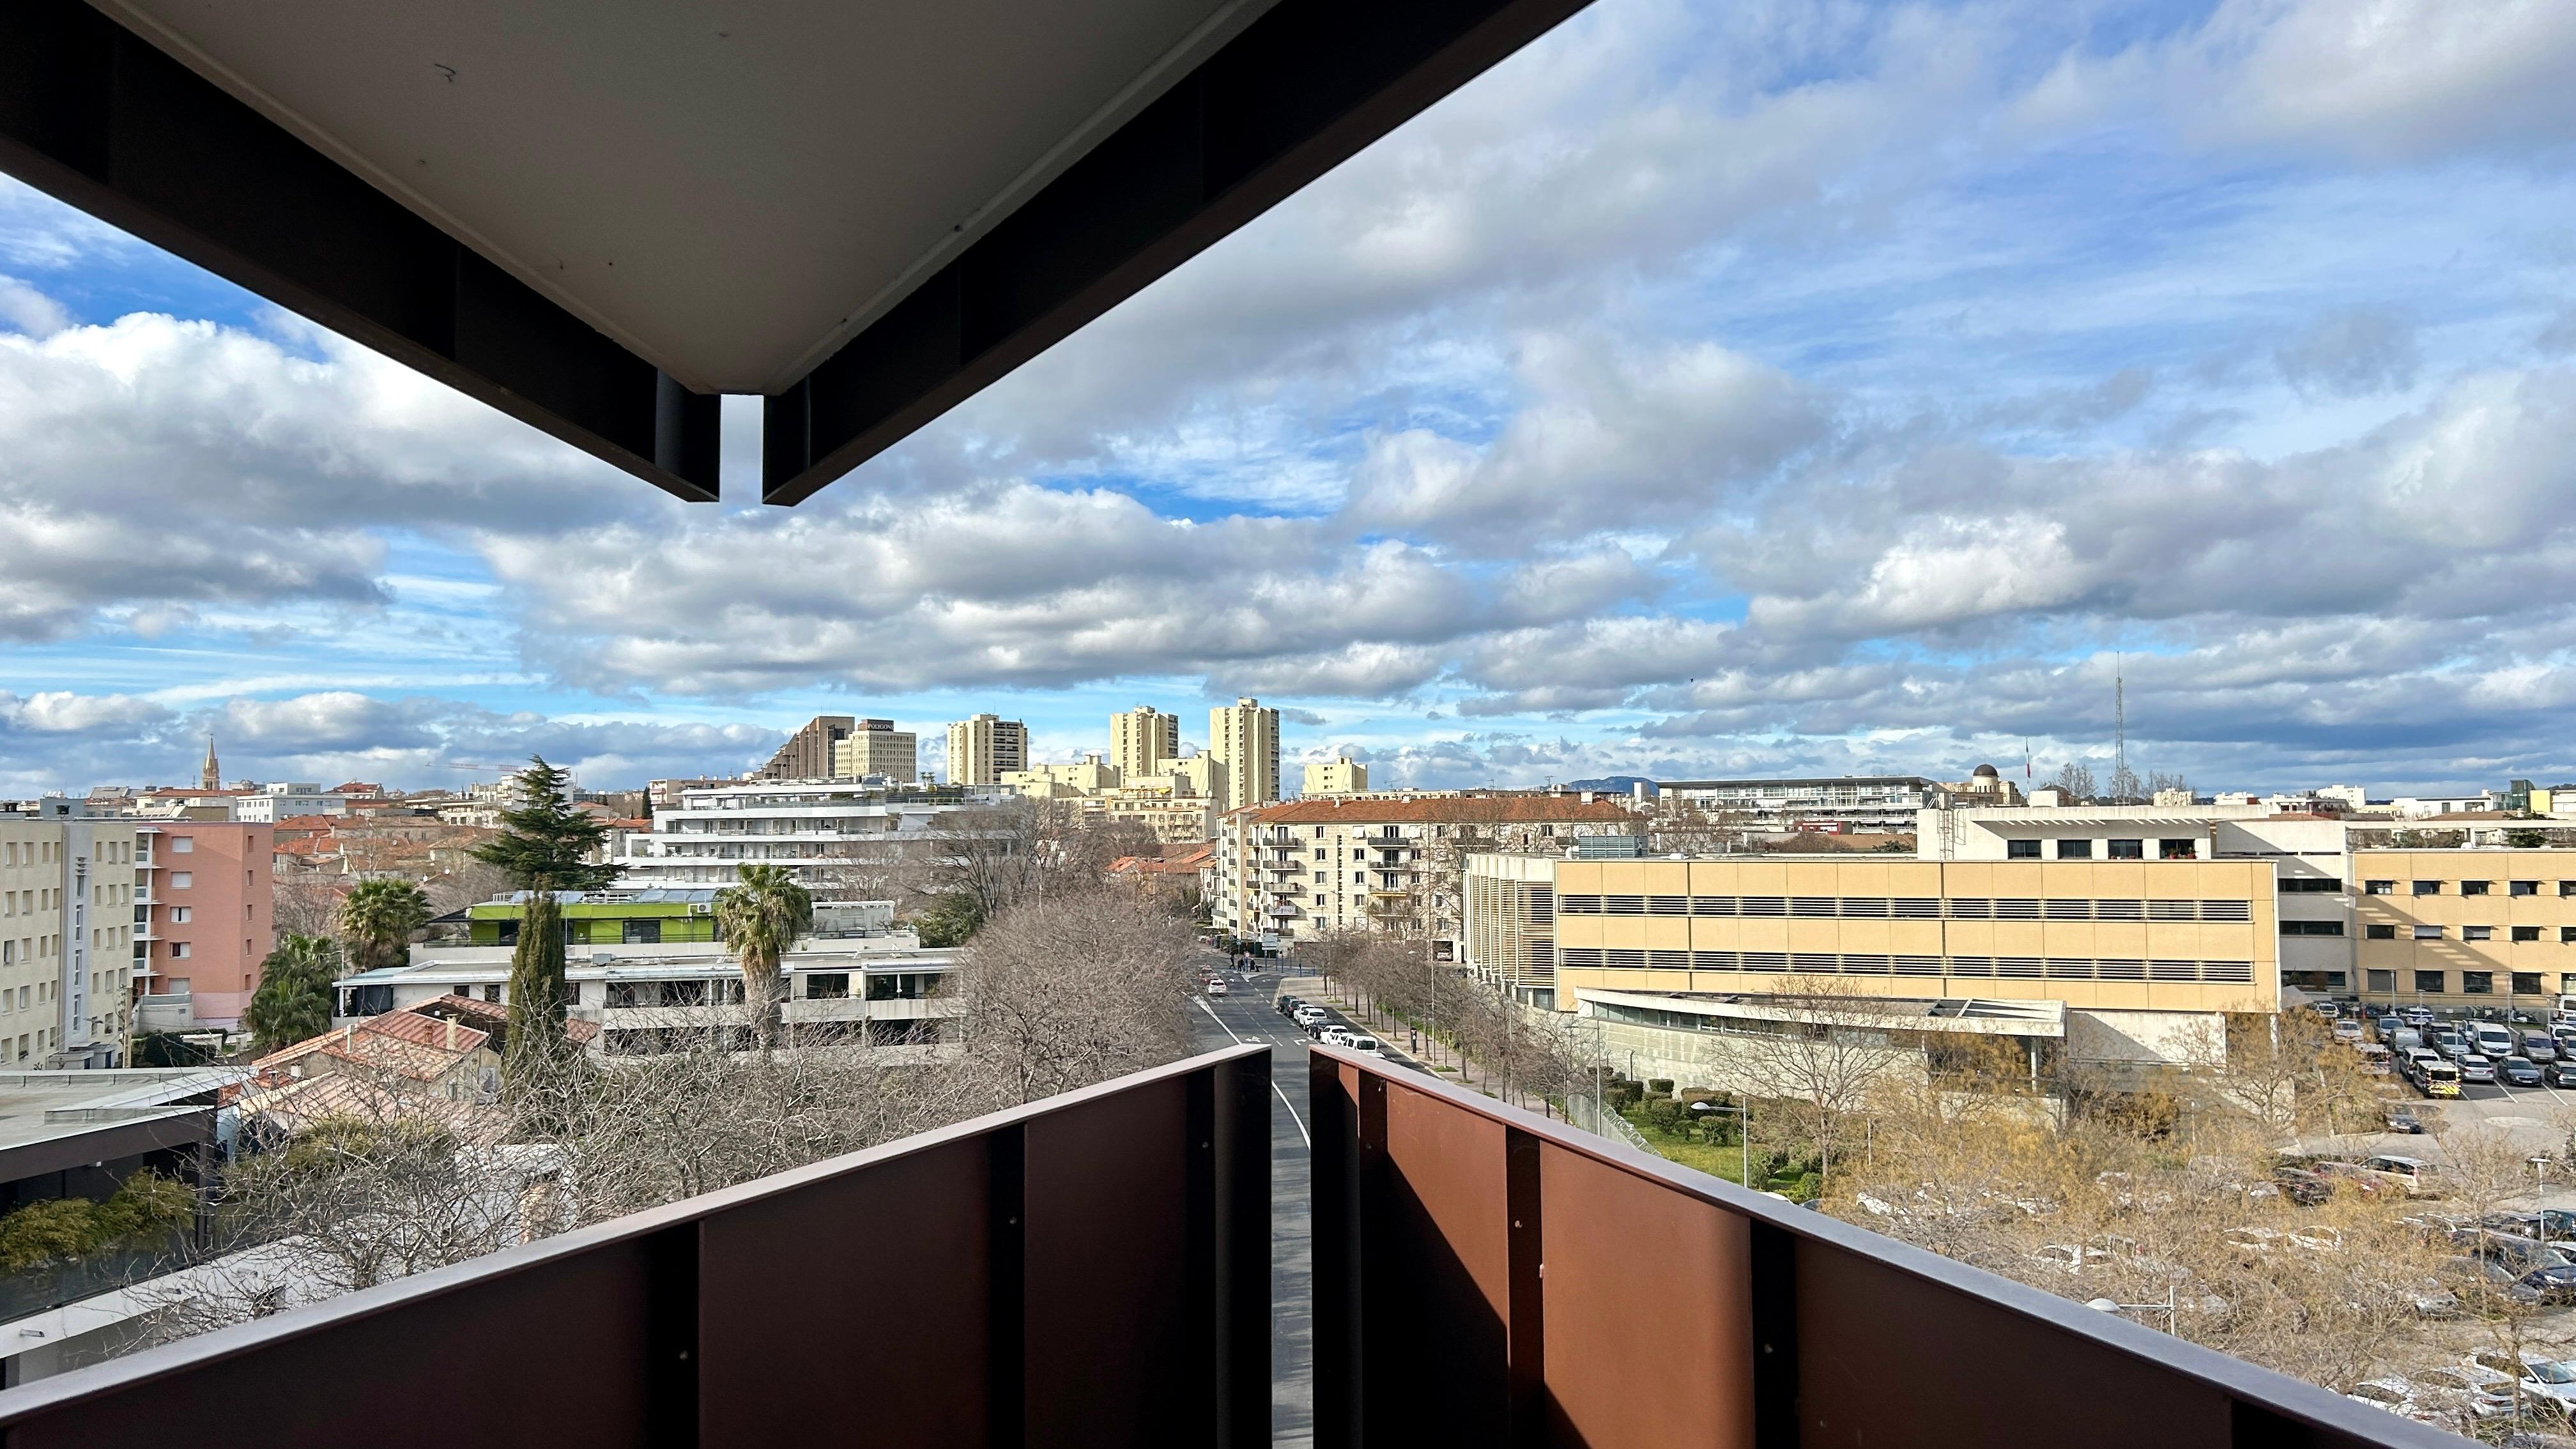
339,878,431,973
504,889,570,1085
243,935,344,1052
472,756,617,892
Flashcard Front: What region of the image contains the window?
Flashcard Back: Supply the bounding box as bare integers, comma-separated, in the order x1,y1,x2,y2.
2564,927,2576,944
2464,926,2494,942
2366,969,2396,993
2461,880,2492,896
169,907,190,923
2462,972,2494,994
1312,848,1324,859
171,942,192,958
2051,838,2090,859
2158,839,2196,859
2006,839,2042,859
804,973,850,999
2278,877,2343,893
2366,924,2396,939
2515,926,2542,943
2279,919,2343,936
2415,971,2446,993
2106,839,2143,859
170,871,192,889
2413,926,2443,940
2563,881,2576,896
2364,880,2394,895
2515,973,2545,995
2511,880,2540,897
2412,880,2441,895
623,919,661,944
169,836,193,854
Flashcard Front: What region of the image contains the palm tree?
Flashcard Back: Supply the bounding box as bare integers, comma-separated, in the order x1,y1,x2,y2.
339,878,431,972
713,864,813,1052
241,935,344,1053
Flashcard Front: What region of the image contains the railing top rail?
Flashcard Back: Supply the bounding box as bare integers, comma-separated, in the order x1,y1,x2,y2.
1309,1043,2466,1449
0,1041,1268,1425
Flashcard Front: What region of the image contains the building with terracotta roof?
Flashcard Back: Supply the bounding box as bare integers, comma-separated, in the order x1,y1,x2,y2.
1213,792,1639,957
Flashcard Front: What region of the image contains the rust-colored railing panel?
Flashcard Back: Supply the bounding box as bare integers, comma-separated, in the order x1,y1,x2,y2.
1311,1045,2470,1449
0,1044,1272,1449
1538,1138,1754,1447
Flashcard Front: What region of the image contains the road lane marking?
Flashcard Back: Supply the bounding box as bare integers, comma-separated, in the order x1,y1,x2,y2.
1197,997,1311,1148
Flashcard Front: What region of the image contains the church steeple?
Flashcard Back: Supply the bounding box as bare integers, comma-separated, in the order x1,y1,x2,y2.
199,731,221,792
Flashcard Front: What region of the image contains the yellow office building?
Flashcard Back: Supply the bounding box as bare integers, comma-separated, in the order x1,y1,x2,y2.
2353,850,2576,1007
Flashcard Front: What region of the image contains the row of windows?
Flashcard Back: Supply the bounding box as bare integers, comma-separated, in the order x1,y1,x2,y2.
1556,894,2253,923
2369,970,2566,997
1556,946,2254,983
2362,924,2576,943
2005,838,2200,860
2365,879,2576,896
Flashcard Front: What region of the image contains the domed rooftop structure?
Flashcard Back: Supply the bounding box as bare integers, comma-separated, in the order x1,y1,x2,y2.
1972,763,1999,778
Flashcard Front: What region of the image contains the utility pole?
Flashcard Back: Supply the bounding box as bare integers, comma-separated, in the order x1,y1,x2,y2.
2114,666,2127,801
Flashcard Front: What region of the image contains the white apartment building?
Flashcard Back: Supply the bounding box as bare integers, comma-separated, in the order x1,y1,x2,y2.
1214,793,1637,958
233,783,348,823
945,714,1029,786
0,799,141,1068
1659,776,1949,832
1209,698,1281,809
614,780,1013,888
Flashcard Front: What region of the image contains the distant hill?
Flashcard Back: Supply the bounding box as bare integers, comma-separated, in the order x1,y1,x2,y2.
1567,776,1656,797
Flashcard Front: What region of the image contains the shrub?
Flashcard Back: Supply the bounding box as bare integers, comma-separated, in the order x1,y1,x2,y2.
0,1172,194,1270
1647,1078,1675,1096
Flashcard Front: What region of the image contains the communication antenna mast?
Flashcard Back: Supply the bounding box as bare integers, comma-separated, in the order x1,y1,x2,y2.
2113,661,2128,801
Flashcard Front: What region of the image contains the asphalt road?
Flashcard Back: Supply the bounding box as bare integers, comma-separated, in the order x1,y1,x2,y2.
1188,962,1316,1448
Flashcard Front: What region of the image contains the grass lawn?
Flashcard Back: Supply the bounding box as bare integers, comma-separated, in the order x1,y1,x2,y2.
1623,1115,1748,1185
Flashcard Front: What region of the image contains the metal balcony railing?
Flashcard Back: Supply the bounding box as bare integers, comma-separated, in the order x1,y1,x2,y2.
0,1046,1273,1449
0,1037,2455,1448
1306,1044,2454,1449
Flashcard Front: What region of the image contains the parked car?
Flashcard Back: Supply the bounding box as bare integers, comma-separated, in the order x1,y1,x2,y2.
2374,1014,2402,1041
2401,1006,2436,1028
2314,1159,2388,1193
2509,1265,2576,1306
2363,1155,2442,1195
2356,1043,2394,1075
2418,1057,2461,1098
2549,1059,2576,1089
2271,1168,2335,1206
2501,1055,2543,1087
2430,1028,2470,1061
1317,1026,1354,1046
2458,1053,2497,1085
2331,1018,2365,1044
1346,1034,1382,1054
2384,1105,2426,1133
2476,1025,2518,1059
2468,1351,2576,1416
2389,1027,2423,1054
2523,1033,2561,1064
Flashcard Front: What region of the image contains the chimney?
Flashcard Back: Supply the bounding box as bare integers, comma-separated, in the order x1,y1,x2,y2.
445,1018,457,1051
1581,791,1595,804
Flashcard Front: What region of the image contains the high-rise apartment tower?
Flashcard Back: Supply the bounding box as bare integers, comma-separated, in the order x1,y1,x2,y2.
1208,698,1281,809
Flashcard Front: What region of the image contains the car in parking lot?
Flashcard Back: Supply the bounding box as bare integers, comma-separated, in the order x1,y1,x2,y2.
2458,1054,2498,1085
2271,1168,2334,1206
2523,1033,2560,1064
2430,1027,2470,1061
2374,1014,2402,1041
2501,1055,2544,1087
2549,1059,2576,1089
2312,1159,2388,1194
2469,1351,2576,1416
2401,1006,2435,1028
2508,1264,2576,1305
2331,1018,2363,1044
2363,1155,2442,1195
2384,1105,2427,1133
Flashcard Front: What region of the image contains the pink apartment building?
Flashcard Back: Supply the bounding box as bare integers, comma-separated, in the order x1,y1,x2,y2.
135,823,274,1028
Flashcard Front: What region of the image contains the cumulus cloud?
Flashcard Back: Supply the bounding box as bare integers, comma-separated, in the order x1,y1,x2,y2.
2274,309,2419,398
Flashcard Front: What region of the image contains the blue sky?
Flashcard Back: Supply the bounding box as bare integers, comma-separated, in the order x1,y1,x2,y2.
4,0,2575,797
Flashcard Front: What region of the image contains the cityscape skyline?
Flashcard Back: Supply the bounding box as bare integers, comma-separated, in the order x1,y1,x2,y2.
5,0,2574,797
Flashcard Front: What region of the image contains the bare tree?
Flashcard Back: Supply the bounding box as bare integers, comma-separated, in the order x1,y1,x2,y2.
269,877,346,941
1734,976,1913,1184
2050,761,2098,802
952,887,1200,1105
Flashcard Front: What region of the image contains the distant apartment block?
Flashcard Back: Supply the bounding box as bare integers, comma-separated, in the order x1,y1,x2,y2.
232,783,347,823
0,801,142,1067
615,780,1011,889
1303,757,1368,795
1658,775,1946,832
1209,698,1281,810
1215,793,1636,958
830,719,917,782
944,714,1028,786
1110,706,1179,779
2352,851,2576,1008
135,822,275,1030
756,715,856,781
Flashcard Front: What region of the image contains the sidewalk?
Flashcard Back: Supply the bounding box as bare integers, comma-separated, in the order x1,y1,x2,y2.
1286,975,1572,1123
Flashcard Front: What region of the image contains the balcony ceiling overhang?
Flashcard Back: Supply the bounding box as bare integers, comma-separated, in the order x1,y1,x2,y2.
0,0,1593,504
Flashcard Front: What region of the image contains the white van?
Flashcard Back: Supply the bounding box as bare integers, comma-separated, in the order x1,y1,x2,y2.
1346,1034,1381,1054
